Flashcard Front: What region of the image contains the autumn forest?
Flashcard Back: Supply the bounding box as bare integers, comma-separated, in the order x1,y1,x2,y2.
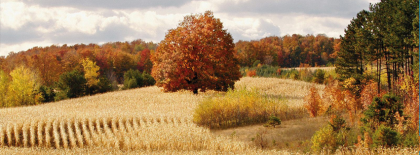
0,0,418,154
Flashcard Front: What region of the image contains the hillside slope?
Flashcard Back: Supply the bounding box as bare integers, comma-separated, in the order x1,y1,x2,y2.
1,77,414,154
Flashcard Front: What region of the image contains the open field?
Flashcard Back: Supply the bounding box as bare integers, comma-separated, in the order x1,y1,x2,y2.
0,77,417,154
235,77,325,108
211,116,329,152
280,67,335,72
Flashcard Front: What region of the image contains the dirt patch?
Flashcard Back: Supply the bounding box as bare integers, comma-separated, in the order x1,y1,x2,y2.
211,116,329,151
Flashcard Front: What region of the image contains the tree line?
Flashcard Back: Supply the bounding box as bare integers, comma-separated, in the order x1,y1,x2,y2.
235,34,341,67
0,40,157,106
0,40,156,85
308,0,419,151
336,0,419,95
0,33,341,101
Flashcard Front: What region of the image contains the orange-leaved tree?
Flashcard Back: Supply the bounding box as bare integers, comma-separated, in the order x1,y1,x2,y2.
305,86,324,117
152,11,241,94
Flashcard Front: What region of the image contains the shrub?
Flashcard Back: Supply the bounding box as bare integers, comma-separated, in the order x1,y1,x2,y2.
246,70,257,77
95,76,114,93
396,75,419,132
360,80,384,109
361,94,404,130
255,65,279,77
123,69,142,89
55,70,87,100
193,88,305,129
124,78,138,89
289,69,300,80
38,85,55,103
141,72,156,87
299,68,313,82
402,131,419,147
311,115,354,153
252,60,261,67
329,115,347,132
123,69,156,89
311,125,336,153
253,129,269,149
304,86,324,117
265,116,281,128
276,68,282,75
372,125,400,147
312,69,325,84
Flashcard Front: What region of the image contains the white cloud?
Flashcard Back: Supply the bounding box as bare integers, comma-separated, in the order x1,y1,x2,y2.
0,41,56,55
266,14,349,37
21,0,191,9
55,11,101,34
0,0,378,56
1,2,32,30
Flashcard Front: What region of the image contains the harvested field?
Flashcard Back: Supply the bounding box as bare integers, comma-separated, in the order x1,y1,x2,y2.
0,77,416,154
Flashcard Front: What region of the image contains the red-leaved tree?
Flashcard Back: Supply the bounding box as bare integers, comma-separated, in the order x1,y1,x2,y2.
151,11,241,94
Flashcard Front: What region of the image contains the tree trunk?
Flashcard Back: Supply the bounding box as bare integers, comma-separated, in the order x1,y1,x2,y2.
186,72,199,94
378,56,381,95
386,52,391,91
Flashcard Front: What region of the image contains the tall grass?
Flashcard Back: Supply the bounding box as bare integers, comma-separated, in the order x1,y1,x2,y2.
193,88,306,129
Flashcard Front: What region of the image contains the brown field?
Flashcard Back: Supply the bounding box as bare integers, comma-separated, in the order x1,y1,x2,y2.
211,116,329,152
0,77,416,154
235,77,325,108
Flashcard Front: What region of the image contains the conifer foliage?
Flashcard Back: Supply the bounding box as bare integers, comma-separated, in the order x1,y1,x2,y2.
336,0,419,94
152,11,241,94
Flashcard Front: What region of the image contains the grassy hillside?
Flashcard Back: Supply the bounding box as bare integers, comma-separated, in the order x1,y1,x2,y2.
0,77,416,154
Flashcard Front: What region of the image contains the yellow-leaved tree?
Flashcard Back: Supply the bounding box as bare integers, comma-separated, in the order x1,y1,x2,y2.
81,58,100,87
6,66,41,106
0,70,9,106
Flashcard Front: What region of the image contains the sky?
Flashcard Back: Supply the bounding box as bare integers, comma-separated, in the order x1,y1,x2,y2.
0,0,380,56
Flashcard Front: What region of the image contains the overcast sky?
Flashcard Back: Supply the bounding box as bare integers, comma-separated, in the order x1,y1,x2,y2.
0,0,380,56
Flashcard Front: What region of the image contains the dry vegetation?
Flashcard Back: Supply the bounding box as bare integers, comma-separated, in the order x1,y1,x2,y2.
0,77,417,154
211,116,329,152
235,77,325,108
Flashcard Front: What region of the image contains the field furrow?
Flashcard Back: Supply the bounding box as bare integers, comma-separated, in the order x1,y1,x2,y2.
1,78,411,154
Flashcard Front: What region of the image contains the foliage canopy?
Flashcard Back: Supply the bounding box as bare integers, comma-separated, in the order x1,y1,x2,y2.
152,11,241,94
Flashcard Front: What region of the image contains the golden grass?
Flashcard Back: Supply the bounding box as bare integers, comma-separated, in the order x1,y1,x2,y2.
194,87,307,129
235,77,325,108
0,84,248,153
0,77,415,154
0,77,321,125
0,116,254,151
0,146,416,154
212,116,329,151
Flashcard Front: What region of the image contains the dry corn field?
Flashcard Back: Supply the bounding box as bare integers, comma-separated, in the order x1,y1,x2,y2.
236,77,325,108
0,77,417,154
